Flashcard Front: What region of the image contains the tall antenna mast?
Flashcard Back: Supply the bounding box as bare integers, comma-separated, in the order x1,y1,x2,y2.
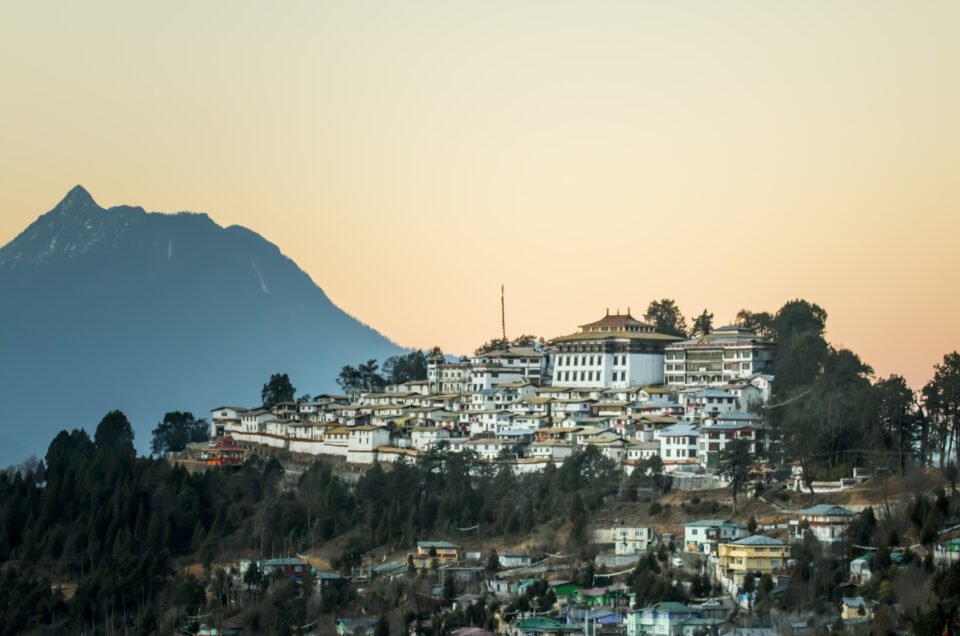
501,284,507,347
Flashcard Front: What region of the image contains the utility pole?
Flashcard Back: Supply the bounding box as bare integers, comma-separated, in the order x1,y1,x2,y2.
501,284,507,348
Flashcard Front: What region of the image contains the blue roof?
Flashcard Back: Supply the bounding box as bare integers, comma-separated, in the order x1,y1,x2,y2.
796,504,855,516
658,423,699,437
262,557,305,567
717,411,763,421
730,535,784,546
496,429,537,437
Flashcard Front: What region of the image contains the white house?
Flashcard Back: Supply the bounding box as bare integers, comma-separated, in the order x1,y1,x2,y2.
210,406,248,437
683,389,739,422
683,520,749,553
463,438,521,461
790,505,857,543
613,524,657,555
411,426,452,452
697,418,767,470
472,346,546,382
528,439,573,461
656,422,699,469
345,425,392,464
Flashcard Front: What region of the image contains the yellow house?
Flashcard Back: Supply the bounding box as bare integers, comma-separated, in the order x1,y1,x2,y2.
841,596,874,621
412,541,460,569
716,535,789,586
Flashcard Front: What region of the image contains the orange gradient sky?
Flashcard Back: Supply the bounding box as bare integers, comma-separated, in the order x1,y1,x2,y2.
1,1,958,390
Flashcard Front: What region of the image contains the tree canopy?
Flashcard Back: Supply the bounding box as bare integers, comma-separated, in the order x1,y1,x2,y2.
644,299,688,338
261,373,295,408
718,439,754,515
474,335,543,355
734,309,775,340
94,410,134,454
150,411,209,455
690,309,714,337
923,352,960,468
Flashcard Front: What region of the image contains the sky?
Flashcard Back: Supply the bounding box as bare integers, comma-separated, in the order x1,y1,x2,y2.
1,1,958,390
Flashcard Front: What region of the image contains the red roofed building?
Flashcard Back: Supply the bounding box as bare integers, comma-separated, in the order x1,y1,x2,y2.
204,437,245,466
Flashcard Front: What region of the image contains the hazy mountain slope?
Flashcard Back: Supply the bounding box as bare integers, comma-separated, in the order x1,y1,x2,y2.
0,186,402,466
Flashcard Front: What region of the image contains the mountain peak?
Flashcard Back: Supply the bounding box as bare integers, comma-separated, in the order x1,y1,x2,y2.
56,185,99,213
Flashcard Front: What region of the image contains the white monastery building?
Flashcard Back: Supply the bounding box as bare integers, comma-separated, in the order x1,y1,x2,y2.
549,311,681,389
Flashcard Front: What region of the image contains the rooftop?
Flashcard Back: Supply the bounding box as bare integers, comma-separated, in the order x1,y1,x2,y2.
796,504,856,516
730,534,785,546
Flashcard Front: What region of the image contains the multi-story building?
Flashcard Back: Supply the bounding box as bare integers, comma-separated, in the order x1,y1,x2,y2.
715,535,789,586
210,406,248,437
412,541,460,569
427,356,472,394
683,388,739,422
549,310,681,389
664,325,774,388
656,422,699,469
697,418,767,470
471,346,546,382
613,523,657,555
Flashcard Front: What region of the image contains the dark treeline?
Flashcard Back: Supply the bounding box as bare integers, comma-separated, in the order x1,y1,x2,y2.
336,348,444,394
747,299,959,484
0,408,654,634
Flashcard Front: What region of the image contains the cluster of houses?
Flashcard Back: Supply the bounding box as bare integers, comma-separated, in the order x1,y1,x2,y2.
324,506,876,635
210,313,775,475
223,499,960,633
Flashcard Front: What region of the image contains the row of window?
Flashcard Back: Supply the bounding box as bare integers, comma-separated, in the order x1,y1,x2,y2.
663,448,696,458
557,354,628,367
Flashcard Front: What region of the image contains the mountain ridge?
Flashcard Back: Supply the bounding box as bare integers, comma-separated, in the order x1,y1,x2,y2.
0,187,403,467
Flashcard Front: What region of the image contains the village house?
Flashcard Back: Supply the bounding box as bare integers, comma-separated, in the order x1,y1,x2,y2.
715,535,789,587
463,437,523,461
626,601,699,636
210,406,247,437
548,580,584,608
469,363,526,392
498,551,537,569
427,355,472,394
697,419,767,470
336,618,379,636
849,552,874,584
624,440,661,472
472,346,546,381
633,398,685,418
656,422,699,469
841,596,875,621
790,504,857,543
413,541,460,569
684,520,750,553
529,439,574,462
261,557,307,578
683,388,740,422
463,409,515,436
507,616,583,635
410,425,452,451
581,434,627,464
612,523,657,555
